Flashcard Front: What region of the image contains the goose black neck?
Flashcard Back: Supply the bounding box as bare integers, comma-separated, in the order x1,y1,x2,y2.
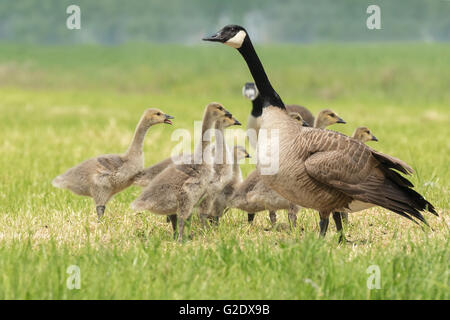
251,94,263,117
238,37,285,110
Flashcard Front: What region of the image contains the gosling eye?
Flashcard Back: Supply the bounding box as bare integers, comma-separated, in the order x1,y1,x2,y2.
156,112,161,116
218,106,223,111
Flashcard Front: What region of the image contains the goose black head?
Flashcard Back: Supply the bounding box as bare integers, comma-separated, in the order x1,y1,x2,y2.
203,25,248,49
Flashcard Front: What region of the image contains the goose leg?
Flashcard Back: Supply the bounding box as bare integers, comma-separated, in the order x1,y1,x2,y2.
288,205,298,228
208,215,219,226
248,213,255,223
96,205,106,220
339,212,349,224
176,189,196,241
332,212,346,243
269,211,277,225
177,218,185,242
168,214,177,239
319,212,330,237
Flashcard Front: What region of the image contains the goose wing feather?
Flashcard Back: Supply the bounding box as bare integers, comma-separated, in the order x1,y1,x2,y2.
302,131,436,222
96,155,125,176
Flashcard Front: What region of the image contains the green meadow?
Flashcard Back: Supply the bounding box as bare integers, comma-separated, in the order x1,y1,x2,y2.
0,43,448,299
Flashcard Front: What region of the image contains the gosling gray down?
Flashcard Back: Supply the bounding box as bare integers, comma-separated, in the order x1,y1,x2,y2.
206,145,251,224
229,112,308,227
52,108,174,219
130,102,240,241
197,114,242,224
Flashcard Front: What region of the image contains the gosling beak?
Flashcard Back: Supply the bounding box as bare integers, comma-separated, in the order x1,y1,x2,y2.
245,153,251,158
301,119,310,127
202,32,224,43
234,119,242,126
371,135,378,142
164,114,174,125
337,117,346,124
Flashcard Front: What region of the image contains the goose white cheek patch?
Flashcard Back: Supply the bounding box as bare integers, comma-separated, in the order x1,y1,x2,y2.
225,30,247,48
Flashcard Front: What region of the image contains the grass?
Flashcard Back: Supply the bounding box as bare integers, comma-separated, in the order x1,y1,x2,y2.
0,43,448,299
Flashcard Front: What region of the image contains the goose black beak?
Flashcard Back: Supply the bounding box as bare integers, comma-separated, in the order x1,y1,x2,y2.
164,114,174,125
371,135,378,142
202,32,224,43
337,117,346,124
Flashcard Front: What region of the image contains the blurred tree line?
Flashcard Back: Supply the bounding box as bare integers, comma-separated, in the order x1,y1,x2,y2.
0,0,448,44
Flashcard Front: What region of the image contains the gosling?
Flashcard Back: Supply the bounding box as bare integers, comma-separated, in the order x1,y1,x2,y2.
52,108,174,219
207,145,251,224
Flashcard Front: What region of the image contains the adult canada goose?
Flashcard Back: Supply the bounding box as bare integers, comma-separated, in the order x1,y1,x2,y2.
243,82,314,148
130,103,239,240
203,25,437,238
52,108,174,219
207,145,250,224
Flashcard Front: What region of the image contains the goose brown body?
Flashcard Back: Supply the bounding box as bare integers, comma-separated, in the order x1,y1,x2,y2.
260,106,433,222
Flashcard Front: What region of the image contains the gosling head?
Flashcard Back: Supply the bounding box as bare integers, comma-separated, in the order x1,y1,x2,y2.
353,127,378,143
315,109,346,129
143,108,174,125
206,102,233,121
216,114,242,128
203,25,248,49
288,112,309,127
242,82,259,101
233,145,251,161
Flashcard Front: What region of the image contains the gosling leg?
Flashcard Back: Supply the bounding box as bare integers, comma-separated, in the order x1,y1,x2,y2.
288,205,298,228
248,213,255,223
269,211,277,225
96,205,106,221
177,218,185,242
168,214,177,239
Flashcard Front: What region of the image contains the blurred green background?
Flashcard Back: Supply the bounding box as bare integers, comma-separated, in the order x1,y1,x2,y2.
1,0,449,44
